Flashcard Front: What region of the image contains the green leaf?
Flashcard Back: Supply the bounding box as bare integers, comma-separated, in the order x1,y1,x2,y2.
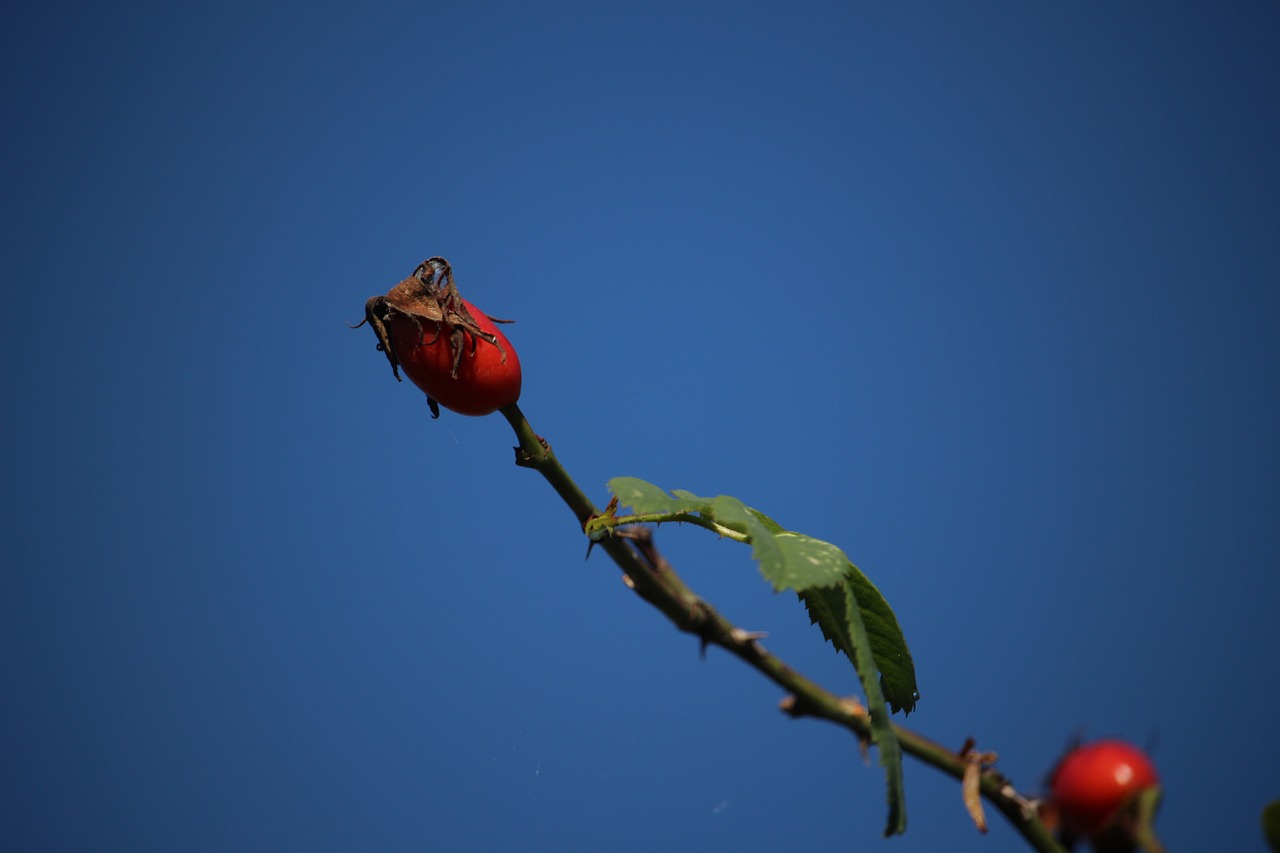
609,473,921,706
610,476,698,514
1127,786,1166,853
605,477,918,713
703,494,756,538
844,565,918,716
607,479,843,591
603,477,918,834
800,564,917,716
773,531,852,590
1264,800,1280,852
798,575,906,835
746,507,786,535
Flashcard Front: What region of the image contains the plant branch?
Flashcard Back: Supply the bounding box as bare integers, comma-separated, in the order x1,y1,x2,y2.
498,403,1066,853
587,510,749,542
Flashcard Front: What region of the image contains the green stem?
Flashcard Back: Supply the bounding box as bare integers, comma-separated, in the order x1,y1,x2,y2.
498,404,695,627
499,403,596,525
496,402,1066,853
586,511,749,542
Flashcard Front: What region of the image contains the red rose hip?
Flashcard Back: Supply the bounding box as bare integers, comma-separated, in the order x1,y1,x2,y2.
387,298,521,416
1049,739,1160,839
359,257,522,417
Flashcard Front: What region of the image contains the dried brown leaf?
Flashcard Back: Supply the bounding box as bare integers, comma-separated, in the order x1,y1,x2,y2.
962,759,988,833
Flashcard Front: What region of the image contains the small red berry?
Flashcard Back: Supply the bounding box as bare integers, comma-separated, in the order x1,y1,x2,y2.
387,297,521,416
359,257,522,417
1049,739,1160,840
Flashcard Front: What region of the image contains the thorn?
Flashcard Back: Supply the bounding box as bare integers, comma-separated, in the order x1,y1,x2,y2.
999,785,1041,820
729,627,768,643
855,732,871,765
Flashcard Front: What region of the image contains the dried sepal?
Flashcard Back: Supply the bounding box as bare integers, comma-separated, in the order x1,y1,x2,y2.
355,256,511,384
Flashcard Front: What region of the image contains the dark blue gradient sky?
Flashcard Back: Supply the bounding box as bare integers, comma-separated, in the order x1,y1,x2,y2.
4,3,1279,851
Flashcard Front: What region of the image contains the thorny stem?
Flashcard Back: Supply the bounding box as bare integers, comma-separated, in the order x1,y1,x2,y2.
497,402,1067,853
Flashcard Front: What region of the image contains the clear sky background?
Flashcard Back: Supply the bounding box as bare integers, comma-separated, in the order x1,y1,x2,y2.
4,2,1279,851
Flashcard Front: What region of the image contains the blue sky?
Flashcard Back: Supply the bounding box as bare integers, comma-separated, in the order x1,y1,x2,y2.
4,2,1279,851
